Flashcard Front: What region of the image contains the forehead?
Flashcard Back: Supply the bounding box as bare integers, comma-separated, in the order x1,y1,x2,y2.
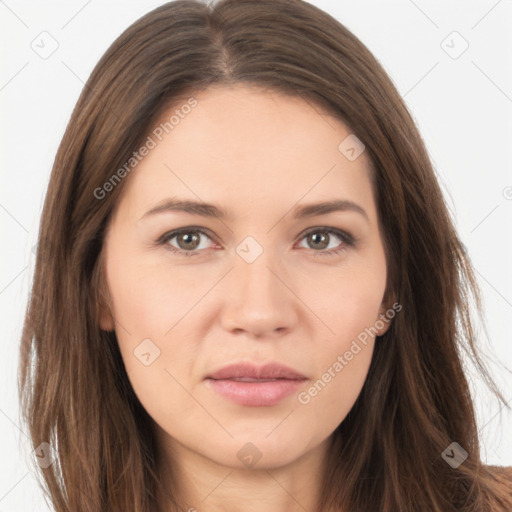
112,84,376,223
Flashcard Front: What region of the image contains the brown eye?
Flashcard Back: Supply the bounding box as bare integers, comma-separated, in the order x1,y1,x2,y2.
159,228,215,256
158,226,355,258
175,231,201,250
306,231,330,250
297,228,355,256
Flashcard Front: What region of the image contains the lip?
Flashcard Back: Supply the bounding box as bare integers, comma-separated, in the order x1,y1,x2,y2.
205,362,308,407
206,362,307,381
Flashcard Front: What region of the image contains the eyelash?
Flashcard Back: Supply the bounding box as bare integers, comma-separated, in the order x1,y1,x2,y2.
156,226,356,258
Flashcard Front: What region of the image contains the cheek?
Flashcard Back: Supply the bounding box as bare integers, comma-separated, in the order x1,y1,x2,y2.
106,248,199,339
106,260,200,420
295,308,377,440
296,259,385,428
306,253,387,344
104,245,218,406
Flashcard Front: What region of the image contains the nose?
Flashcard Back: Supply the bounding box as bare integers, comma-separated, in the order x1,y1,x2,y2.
219,247,298,339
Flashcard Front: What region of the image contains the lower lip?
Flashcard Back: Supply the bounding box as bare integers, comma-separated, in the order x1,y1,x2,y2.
205,378,306,406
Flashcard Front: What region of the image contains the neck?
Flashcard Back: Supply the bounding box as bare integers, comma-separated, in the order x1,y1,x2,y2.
156,433,332,512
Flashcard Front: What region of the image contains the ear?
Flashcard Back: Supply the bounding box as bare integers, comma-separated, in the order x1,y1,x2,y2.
96,264,115,332
98,295,115,332
375,292,400,337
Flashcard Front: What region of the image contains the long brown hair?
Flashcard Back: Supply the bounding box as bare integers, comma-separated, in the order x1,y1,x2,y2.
18,0,512,510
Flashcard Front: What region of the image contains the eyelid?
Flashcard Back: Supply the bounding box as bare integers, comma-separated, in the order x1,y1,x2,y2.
156,225,356,257
297,226,355,256
298,226,354,244
155,226,219,254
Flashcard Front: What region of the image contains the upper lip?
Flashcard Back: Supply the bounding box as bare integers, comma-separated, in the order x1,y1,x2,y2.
206,362,307,380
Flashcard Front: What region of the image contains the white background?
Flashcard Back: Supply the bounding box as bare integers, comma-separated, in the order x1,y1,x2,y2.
1,0,511,510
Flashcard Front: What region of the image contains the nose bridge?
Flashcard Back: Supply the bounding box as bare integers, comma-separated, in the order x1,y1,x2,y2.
220,235,296,335
234,236,285,304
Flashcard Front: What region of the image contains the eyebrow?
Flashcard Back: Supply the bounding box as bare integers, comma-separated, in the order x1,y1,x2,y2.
139,197,369,222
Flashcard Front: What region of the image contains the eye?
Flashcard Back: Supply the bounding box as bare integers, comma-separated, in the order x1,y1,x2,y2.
157,227,216,257
157,226,355,257
296,227,354,256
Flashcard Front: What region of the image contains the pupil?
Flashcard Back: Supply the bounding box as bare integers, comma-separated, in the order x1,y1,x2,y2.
180,232,199,249
310,232,328,250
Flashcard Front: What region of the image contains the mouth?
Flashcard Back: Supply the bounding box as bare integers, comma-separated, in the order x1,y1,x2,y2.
204,362,308,407
205,377,306,407
219,377,288,382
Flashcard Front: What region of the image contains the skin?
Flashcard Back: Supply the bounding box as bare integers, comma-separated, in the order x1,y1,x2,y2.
99,84,393,512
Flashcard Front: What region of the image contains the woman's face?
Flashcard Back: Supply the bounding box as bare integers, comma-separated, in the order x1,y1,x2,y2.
100,84,391,470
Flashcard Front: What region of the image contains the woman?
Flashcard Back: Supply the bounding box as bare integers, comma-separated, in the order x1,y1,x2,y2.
18,0,512,511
